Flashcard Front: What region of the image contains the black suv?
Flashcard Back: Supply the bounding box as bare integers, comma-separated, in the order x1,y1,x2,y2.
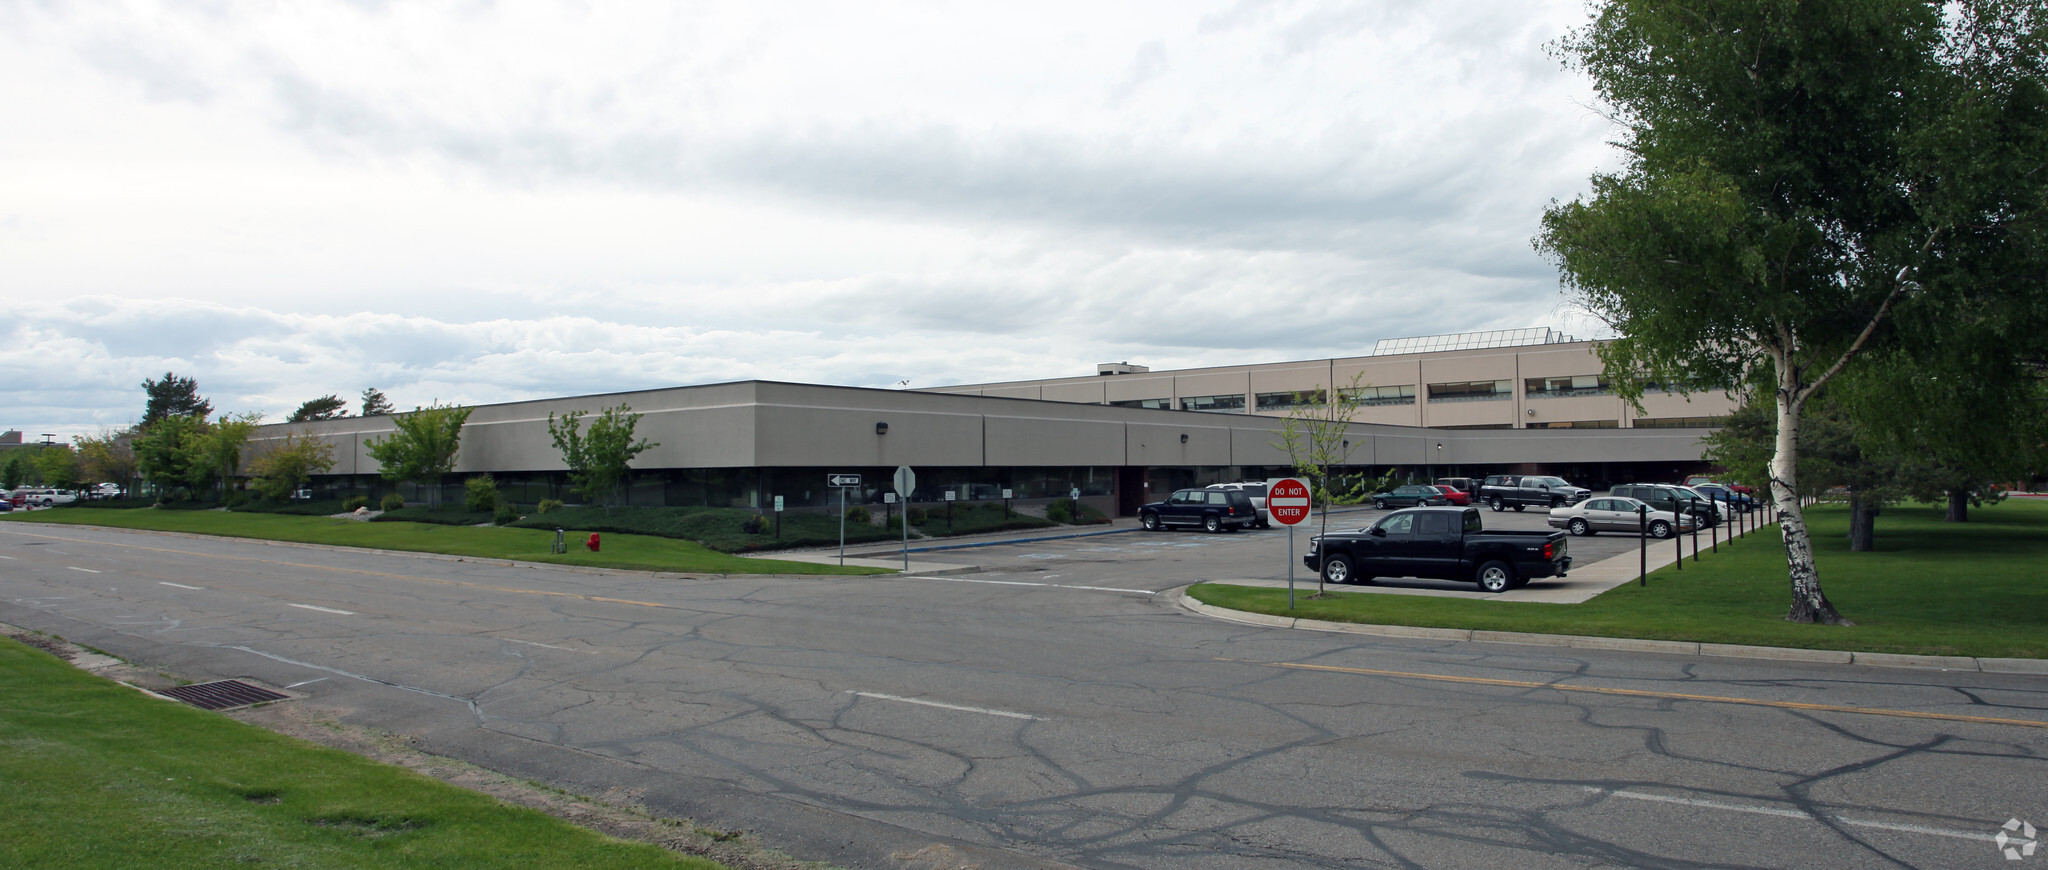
1140,488,1259,533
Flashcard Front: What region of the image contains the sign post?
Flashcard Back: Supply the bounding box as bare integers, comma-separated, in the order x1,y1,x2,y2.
893,466,916,572
828,474,862,566
1267,478,1312,609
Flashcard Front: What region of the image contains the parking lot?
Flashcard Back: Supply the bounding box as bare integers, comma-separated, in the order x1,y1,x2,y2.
834,501,1748,601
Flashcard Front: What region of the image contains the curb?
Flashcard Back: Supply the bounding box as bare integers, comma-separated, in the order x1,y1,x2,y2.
1177,592,2034,673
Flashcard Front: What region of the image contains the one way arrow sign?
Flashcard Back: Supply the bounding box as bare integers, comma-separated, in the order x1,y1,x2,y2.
827,474,862,487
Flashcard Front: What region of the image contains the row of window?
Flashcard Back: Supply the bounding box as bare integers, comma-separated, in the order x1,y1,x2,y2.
1114,370,1720,411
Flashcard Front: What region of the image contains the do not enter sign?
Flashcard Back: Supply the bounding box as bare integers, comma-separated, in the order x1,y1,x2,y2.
1268,478,1312,525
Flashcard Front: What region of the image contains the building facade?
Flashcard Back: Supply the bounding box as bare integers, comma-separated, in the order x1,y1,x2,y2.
264,372,1731,518
920,328,1738,431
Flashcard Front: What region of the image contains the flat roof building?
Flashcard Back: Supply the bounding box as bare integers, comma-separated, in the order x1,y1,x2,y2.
920,328,1737,432
260,353,1735,517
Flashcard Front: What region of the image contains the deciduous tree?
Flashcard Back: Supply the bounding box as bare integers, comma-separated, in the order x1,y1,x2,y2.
133,414,210,498
74,429,140,495
248,431,336,502
31,446,79,491
547,404,658,509
194,412,263,498
364,402,471,508
1271,376,1369,594
1537,0,2048,624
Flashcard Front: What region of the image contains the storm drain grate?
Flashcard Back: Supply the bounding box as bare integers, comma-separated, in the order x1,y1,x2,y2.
159,680,292,711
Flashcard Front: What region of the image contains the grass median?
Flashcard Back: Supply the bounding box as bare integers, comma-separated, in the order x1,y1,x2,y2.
1189,499,2048,659
0,635,721,869
0,508,890,576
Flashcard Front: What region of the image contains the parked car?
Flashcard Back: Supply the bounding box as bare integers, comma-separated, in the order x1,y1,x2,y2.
1206,481,1272,528
0,497,12,513
1372,484,1451,510
1611,484,1721,527
1304,506,1574,593
1689,483,1756,513
1139,488,1260,533
1435,477,1479,498
1547,496,1696,539
1477,475,1592,512
1685,475,1755,495
1431,484,1472,506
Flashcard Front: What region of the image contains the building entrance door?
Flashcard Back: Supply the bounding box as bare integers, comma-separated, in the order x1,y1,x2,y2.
1117,467,1147,517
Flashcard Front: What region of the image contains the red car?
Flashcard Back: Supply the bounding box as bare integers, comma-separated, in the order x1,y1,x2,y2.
1432,484,1472,506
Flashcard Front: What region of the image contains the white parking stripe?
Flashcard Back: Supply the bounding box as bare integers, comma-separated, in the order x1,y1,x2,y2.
66,567,100,573
1589,788,1993,842
285,603,354,615
158,582,203,590
847,690,1043,720
905,575,1155,595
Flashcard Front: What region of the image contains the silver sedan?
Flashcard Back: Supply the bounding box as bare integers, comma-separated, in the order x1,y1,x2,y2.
1548,495,1696,539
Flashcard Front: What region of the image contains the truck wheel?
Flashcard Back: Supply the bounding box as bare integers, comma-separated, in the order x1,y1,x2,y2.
1141,513,1161,531
1567,518,1591,536
1488,497,1504,512
1321,554,1356,585
1372,497,1387,510
1476,560,1517,593
1649,520,1673,539
1203,514,1223,533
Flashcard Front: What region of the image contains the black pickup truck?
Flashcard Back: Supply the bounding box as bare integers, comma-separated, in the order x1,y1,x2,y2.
1477,474,1592,512
1302,506,1573,593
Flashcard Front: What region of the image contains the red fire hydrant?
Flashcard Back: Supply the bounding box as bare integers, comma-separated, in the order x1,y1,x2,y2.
586,532,601,552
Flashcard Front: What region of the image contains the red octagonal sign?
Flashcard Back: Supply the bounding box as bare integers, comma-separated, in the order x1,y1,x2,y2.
1267,478,1312,525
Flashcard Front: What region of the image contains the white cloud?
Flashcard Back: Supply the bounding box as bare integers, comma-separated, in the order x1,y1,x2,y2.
0,0,1623,439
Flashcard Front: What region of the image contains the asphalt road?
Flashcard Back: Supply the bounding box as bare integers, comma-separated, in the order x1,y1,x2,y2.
3,519,2044,870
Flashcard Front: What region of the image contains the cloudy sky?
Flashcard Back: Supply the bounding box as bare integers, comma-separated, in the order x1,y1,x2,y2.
2,0,1622,439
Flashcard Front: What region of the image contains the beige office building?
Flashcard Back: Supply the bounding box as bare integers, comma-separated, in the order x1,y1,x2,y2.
922,328,1737,432
253,329,1736,517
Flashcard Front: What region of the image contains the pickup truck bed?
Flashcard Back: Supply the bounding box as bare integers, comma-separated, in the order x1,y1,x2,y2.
1303,506,1572,593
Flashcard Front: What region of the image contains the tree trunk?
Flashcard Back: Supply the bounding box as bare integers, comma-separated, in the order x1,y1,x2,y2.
1847,492,1877,552
1772,363,1852,625
1946,491,1969,522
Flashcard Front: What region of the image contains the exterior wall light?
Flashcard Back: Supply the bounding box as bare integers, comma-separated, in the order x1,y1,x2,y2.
1180,433,1189,443
876,422,888,435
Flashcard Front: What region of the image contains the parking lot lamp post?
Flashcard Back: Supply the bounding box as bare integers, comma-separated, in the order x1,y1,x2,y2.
1690,497,1702,562
1710,499,1719,553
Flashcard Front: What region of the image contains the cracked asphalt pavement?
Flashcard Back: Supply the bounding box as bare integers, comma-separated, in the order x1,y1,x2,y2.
3,520,2043,869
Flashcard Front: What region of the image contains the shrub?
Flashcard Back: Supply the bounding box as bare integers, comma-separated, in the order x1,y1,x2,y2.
494,503,520,525
464,474,499,513
380,494,406,512
1044,499,1074,523
740,514,770,535
906,507,928,526
845,505,871,524
537,498,564,514
221,490,251,508
342,496,369,512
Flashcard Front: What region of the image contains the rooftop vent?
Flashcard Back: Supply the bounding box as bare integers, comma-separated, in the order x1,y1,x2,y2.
1097,362,1150,376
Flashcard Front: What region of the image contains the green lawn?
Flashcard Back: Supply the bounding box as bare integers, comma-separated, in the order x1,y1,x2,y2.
0,636,719,869
1191,499,2048,659
0,508,889,576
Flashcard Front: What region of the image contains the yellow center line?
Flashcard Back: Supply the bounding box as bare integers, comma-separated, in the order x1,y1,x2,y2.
1,527,669,609
1219,658,2048,729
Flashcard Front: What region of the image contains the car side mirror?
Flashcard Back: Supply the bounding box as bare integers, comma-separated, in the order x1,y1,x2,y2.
1370,526,1386,537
